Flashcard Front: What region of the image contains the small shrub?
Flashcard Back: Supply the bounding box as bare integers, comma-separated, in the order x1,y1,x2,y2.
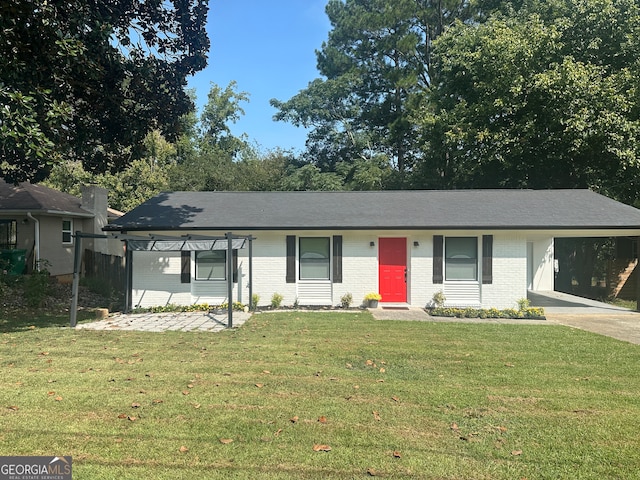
24,270,51,308
430,305,545,320
251,293,260,310
271,292,284,308
340,293,353,308
432,290,446,308
218,301,247,312
516,298,531,311
523,307,545,319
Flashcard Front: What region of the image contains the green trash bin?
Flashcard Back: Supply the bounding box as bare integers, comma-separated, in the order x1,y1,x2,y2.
0,249,26,275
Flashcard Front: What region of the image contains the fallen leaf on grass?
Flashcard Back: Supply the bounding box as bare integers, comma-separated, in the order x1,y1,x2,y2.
255,383,264,388
372,411,381,421
379,368,386,373
313,444,331,452
511,450,523,456
54,396,63,401
274,428,282,436
367,468,377,476
131,402,141,408
391,396,400,402
152,399,163,404
182,390,190,395
318,416,327,424
7,405,19,411
179,446,189,453
47,391,55,396
290,416,299,423
450,423,460,431
504,363,515,368
219,438,234,444
393,451,402,458
262,370,271,374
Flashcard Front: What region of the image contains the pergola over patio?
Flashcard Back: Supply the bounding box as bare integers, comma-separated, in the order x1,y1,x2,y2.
70,232,255,328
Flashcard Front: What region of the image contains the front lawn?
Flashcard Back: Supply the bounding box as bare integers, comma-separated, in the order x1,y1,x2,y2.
1,311,638,479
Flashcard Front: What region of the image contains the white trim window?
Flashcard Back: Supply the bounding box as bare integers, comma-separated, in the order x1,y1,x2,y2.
195,251,226,280
299,237,330,280
445,237,478,281
62,219,73,244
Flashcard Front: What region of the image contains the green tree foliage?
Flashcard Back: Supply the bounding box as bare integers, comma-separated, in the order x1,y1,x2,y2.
420,0,640,203
45,131,174,212
0,0,209,183
169,82,252,191
271,0,495,186
200,81,250,158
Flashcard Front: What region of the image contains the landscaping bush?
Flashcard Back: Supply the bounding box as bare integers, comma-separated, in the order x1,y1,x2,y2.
429,305,545,319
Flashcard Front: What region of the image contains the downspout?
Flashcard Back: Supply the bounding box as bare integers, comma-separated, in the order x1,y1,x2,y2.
26,213,40,271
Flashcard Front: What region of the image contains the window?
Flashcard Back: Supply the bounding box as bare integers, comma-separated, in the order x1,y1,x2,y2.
445,237,478,281
299,237,330,280
195,251,226,280
62,219,73,244
0,220,17,249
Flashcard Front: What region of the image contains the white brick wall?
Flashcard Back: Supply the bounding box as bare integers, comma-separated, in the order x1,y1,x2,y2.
129,229,548,311
480,232,528,309
132,251,191,307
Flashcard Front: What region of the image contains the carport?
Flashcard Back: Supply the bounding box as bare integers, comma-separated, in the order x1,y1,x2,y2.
70,232,254,328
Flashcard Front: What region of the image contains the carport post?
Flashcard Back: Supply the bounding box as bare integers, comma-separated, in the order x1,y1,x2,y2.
227,232,233,328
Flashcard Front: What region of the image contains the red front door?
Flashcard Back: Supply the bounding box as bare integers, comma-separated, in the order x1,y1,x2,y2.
379,238,407,303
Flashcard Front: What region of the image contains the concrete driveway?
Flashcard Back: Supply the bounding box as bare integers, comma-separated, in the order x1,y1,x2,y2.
370,291,640,345
528,291,640,345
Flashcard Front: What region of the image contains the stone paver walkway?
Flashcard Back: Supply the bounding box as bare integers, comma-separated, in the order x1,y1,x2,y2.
76,311,251,332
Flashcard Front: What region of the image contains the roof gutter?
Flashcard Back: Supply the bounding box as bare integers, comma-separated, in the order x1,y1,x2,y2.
26,213,40,270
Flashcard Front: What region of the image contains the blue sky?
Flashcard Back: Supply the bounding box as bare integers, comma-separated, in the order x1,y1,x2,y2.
187,0,331,153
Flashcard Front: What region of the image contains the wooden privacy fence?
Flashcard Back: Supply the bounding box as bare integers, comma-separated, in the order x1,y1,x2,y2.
82,249,126,293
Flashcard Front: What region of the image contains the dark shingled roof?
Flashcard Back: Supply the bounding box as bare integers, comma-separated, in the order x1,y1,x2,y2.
0,181,92,217
104,189,640,232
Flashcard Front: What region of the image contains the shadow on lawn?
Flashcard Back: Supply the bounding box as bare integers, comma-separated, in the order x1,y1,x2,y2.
0,308,94,333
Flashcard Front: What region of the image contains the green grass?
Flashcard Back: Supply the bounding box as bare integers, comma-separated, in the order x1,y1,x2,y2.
1,310,639,479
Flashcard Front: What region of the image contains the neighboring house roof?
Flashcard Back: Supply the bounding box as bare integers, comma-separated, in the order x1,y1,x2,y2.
104,189,640,232
0,180,93,217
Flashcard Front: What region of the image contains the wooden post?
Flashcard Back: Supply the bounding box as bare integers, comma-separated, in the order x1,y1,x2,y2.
69,232,83,328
